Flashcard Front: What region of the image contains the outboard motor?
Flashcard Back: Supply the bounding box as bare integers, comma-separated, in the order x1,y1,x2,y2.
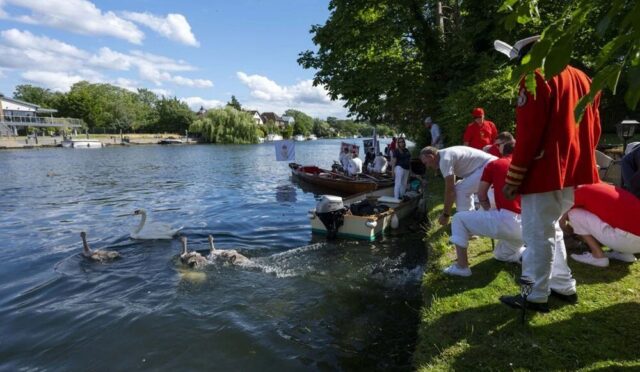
316,195,347,239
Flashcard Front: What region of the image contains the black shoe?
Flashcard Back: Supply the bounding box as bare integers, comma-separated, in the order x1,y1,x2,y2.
550,289,578,304
500,294,550,313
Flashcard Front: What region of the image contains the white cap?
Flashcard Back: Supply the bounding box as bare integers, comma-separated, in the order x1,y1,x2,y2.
494,35,540,60
423,116,432,124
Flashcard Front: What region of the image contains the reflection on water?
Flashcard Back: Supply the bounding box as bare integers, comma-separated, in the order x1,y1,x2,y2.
0,140,424,371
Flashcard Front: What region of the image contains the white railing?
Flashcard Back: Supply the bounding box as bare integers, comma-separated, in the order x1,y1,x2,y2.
0,115,84,128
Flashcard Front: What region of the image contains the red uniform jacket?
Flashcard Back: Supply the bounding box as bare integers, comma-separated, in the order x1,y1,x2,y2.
506,66,601,194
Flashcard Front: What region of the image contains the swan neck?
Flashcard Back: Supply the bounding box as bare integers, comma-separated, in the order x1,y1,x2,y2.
81,235,92,254
181,240,187,255
134,211,147,234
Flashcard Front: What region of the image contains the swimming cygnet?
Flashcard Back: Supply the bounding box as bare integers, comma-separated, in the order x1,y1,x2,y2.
180,236,208,269
208,235,250,265
80,232,121,262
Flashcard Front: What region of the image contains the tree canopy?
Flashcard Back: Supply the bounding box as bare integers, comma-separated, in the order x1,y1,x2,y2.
299,0,636,146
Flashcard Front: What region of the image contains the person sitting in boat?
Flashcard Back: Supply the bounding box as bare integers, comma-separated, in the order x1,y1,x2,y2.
370,152,388,174
363,147,376,173
390,137,411,199
339,146,351,172
444,141,525,277
346,151,363,176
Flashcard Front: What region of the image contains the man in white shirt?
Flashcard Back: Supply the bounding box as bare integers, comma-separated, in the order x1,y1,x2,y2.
339,146,351,172
420,146,497,225
347,152,363,176
424,117,443,148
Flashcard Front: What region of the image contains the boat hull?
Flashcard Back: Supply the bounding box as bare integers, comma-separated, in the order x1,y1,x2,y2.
62,139,103,148
309,186,421,240
290,163,381,195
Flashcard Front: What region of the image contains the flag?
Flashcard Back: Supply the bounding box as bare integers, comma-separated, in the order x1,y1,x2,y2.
275,140,295,161
340,142,359,156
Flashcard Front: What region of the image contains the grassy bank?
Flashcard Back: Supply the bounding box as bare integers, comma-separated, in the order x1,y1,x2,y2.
413,175,640,370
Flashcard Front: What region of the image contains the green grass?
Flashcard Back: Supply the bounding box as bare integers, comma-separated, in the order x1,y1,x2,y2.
413,175,640,370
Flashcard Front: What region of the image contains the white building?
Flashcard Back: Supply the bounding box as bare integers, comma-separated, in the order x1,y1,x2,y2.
0,95,83,136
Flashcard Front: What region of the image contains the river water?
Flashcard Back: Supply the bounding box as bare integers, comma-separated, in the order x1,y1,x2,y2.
0,140,425,371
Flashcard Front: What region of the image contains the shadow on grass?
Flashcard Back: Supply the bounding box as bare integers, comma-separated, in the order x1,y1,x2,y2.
415,301,640,370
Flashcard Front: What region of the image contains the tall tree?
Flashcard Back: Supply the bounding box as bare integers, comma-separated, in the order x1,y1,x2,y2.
13,85,56,108
226,95,242,111
154,97,194,133
285,109,314,135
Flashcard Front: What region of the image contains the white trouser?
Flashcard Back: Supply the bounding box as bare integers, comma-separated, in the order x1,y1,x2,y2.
521,189,576,302
394,166,410,199
569,208,640,254
450,209,525,262
455,161,490,212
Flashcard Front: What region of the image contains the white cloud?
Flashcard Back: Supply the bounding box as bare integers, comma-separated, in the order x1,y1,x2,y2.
1,28,88,58
150,88,172,97
180,96,224,110
113,77,139,92
236,71,347,118
21,70,86,92
122,12,199,47
0,0,144,44
0,30,213,90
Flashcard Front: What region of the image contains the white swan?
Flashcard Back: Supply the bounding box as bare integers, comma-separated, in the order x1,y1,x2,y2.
208,235,251,265
81,231,121,262
180,236,208,269
130,209,182,240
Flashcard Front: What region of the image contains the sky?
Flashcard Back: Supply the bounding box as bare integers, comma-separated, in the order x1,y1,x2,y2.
0,0,349,118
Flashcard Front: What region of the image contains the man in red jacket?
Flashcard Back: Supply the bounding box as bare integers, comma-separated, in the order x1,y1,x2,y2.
463,107,497,149
495,35,601,312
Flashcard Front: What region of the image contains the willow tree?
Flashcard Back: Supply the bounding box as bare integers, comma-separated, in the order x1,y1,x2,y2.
189,107,259,144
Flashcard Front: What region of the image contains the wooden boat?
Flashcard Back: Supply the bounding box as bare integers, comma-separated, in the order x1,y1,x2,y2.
308,186,422,240
289,163,392,195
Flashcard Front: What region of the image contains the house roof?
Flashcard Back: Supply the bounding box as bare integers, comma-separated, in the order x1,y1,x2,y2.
260,112,283,122
1,95,58,113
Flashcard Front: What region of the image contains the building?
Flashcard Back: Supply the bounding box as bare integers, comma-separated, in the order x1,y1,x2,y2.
245,110,264,125
260,112,286,127
281,115,295,126
0,95,83,136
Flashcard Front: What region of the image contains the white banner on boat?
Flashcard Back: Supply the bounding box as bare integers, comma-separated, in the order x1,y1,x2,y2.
275,140,295,161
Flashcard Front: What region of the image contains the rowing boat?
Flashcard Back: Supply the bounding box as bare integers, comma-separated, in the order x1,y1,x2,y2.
289,163,392,195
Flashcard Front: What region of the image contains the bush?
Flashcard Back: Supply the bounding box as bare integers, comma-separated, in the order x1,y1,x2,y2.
439,68,517,147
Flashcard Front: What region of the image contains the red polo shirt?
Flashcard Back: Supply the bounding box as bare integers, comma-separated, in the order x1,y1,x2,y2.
486,143,502,158
463,120,497,149
573,183,640,236
481,155,521,214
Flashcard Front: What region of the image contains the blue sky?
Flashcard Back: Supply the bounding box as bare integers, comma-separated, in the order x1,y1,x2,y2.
0,0,348,118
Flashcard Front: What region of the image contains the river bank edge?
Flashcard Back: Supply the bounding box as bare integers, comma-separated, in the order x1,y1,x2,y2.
0,134,203,150
413,174,640,370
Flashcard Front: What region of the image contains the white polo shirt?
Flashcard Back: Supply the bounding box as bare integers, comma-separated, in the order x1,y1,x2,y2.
438,146,496,178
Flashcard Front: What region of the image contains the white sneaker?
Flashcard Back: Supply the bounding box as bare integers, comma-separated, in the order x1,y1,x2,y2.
605,251,637,263
570,252,609,267
443,263,472,277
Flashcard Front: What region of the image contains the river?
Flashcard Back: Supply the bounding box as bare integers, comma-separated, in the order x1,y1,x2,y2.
0,139,425,371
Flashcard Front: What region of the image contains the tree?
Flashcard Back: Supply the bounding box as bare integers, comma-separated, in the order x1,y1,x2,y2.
154,97,194,133
13,85,56,108
284,109,314,135
501,0,640,117
226,95,242,111
189,106,258,144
